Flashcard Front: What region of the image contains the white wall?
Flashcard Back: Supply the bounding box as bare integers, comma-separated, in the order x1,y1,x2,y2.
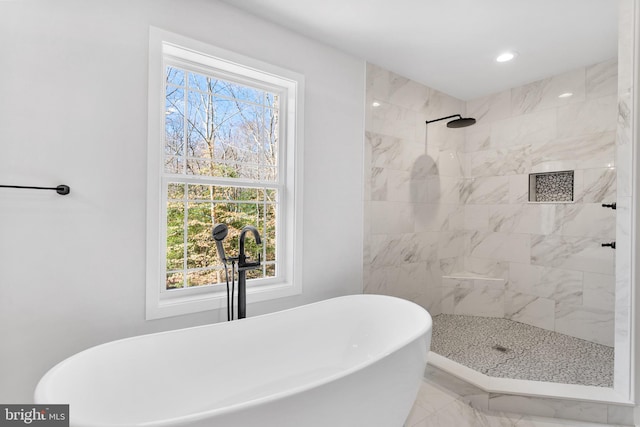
0,0,365,402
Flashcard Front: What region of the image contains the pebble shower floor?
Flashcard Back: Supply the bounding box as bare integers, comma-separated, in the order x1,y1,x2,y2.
431,314,613,387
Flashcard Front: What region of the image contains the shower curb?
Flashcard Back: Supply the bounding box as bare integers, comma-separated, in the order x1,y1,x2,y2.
426,353,634,426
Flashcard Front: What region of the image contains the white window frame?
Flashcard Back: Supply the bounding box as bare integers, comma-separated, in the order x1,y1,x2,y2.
146,27,304,320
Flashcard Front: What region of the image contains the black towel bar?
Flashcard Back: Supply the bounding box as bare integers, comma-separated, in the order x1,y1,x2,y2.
0,184,70,195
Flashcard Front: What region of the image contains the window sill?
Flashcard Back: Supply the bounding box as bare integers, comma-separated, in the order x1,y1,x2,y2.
146,280,301,320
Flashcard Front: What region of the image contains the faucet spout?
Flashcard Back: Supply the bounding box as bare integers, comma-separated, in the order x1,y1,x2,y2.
238,225,262,268
237,225,262,320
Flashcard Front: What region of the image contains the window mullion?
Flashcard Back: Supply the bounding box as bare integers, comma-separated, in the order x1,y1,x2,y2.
183,71,189,175
262,188,267,276
181,72,189,289
183,183,188,289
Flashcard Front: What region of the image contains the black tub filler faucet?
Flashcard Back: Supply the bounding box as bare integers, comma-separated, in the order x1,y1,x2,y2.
212,223,262,320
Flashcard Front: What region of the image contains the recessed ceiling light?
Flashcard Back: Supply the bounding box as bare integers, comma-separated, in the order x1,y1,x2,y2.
558,92,573,98
496,52,517,63
372,101,381,107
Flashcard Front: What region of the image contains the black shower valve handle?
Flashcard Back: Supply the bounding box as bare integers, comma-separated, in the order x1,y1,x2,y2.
601,202,616,210
601,241,616,249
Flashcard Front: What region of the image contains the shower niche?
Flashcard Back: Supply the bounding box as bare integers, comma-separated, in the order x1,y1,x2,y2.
528,170,574,203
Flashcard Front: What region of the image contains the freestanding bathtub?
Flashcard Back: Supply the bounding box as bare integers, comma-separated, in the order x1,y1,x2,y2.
35,294,432,427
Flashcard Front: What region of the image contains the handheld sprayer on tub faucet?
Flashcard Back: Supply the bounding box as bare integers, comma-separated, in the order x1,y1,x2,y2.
212,223,262,321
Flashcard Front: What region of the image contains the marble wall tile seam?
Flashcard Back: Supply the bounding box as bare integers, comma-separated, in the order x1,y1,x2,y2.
510,66,587,116
555,300,614,316
467,90,512,124
615,95,633,199
484,97,617,153
555,299,615,340
487,108,558,149
461,176,511,205
556,94,618,139
585,58,618,100
573,167,617,204
371,97,462,122
466,144,532,177
367,130,426,171
530,233,615,265
505,286,578,312
488,203,559,235
369,142,464,179
505,288,583,310
461,132,615,175
505,292,556,331
466,230,535,252
509,75,618,120
527,128,606,157
555,203,617,239
369,233,439,266
464,122,493,154
504,58,616,117
366,63,467,113
369,99,423,142
505,266,585,296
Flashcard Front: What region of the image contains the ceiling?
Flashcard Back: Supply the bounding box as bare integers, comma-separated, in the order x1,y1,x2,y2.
221,0,619,100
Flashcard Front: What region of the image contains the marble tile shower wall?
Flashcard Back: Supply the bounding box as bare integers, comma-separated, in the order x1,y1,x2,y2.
364,59,618,347
364,63,467,316
463,59,618,346
613,0,634,393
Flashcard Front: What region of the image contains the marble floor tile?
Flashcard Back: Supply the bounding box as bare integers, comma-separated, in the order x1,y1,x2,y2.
408,378,628,427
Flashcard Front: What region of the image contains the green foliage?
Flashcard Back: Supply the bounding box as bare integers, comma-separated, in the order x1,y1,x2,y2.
165,186,277,288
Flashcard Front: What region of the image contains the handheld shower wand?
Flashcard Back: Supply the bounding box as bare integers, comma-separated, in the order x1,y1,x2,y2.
212,223,229,265
212,223,234,321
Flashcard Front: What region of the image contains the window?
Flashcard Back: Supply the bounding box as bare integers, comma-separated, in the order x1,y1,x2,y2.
146,28,304,319
164,67,280,288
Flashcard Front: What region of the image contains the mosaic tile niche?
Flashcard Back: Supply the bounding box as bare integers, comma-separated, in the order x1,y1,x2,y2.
529,170,574,202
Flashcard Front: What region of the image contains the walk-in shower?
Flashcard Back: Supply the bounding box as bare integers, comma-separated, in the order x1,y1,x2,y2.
364,0,634,422
424,110,615,388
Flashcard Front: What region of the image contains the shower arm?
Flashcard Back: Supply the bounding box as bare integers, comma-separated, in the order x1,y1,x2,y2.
425,114,462,125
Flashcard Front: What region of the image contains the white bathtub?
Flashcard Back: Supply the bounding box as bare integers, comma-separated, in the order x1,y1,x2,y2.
35,294,432,427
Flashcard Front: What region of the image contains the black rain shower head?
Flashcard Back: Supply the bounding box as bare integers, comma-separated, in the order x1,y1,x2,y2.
446,117,476,128
426,114,476,128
